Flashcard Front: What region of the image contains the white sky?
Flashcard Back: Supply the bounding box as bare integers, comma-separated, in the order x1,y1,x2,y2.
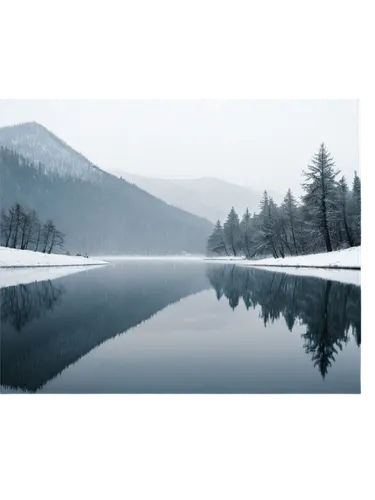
0,99,359,195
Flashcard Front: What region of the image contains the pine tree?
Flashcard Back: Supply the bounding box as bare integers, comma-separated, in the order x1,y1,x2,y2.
281,189,300,255
207,220,228,256
223,207,241,256
269,196,286,258
352,171,361,245
337,176,354,247
302,143,340,252
240,208,252,259
258,192,285,258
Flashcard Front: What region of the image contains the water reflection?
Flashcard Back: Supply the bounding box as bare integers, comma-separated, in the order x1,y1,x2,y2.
1,262,209,392
1,280,65,331
206,265,361,378
1,262,361,393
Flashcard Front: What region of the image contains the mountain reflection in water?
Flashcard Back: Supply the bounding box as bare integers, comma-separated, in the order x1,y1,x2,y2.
0,261,360,393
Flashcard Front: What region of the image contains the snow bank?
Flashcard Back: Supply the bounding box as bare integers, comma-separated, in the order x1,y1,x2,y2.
244,246,361,270
205,247,361,270
1,266,106,289
254,266,360,287
206,247,361,286
0,247,108,268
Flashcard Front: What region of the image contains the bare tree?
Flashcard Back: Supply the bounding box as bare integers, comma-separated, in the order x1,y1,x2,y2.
42,220,55,253
19,210,31,250
1,204,65,255
48,228,65,254
10,204,24,249
34,219,42,251
41,220,65,254
1,208,15,247
21,210,40,250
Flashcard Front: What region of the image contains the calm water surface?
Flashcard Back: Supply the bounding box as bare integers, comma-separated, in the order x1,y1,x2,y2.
0,260,361,393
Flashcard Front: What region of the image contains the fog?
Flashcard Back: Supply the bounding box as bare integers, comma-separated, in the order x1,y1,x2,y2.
0,99,359,195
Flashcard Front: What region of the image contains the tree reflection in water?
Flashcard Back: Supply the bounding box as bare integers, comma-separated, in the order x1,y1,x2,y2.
1,280,65,332
206,265,361,379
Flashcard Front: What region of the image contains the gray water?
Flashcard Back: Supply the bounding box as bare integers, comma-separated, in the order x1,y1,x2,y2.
0,260,361,394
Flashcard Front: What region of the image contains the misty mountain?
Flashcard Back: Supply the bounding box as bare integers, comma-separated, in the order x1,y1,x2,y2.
0,123,212,254
113,170,281,222
0,122,104,182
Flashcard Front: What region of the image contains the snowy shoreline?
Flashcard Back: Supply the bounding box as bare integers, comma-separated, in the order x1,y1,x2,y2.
206,246,360,269
0,247,108,268
1,264,107,269
206,247,361,286
243,263,360,270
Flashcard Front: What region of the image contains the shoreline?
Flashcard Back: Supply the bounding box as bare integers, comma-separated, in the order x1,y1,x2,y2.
205,259,361,271
0,247,108,268
0,263,106,269
215,263,361,271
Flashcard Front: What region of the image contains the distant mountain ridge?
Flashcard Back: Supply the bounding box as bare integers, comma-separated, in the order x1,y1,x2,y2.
0,122,212,255
113,170,281,222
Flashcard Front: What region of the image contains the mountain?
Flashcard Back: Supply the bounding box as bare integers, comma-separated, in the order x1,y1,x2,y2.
113,170,280,222
0,123,212,255
117,172,222,222
0,122,103,182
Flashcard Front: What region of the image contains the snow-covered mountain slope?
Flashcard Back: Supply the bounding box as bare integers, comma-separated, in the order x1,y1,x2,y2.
0,122,104,182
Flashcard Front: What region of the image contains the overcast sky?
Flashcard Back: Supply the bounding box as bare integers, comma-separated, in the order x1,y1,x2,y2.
0,99,359,195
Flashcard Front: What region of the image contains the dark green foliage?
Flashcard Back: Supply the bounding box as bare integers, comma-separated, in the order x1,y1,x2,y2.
223,207,241,256
206,144,360,259
207,221,228,256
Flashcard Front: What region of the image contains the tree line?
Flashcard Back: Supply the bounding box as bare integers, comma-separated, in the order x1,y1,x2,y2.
207,143,361,258
1,203,65,254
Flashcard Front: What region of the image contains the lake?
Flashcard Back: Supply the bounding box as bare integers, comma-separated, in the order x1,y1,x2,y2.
0,259,361,394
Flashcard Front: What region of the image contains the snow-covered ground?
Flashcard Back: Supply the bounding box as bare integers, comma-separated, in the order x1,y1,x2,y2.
1,265,106,289
206,247,361,286
0,247,108,268
243,246,360,270
206,247,360,269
